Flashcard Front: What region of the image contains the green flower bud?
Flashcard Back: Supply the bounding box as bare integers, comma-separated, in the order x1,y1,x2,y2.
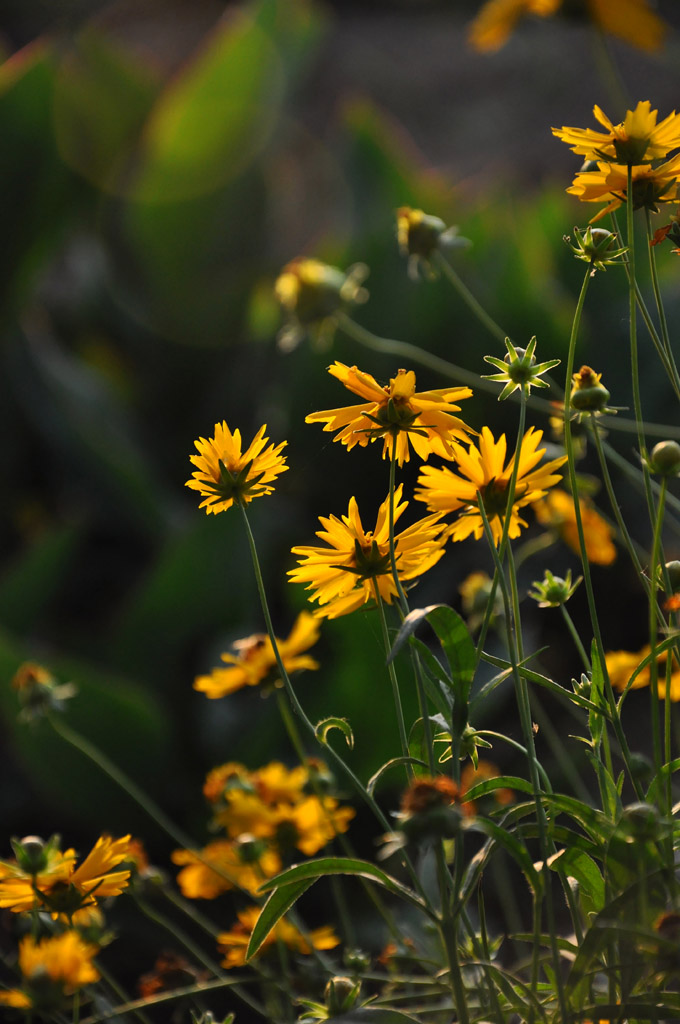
570,365,611,412
620,801,661,841
665,560,680,593
324,976,361,1016
10,835,51,875
530,569,581,609
649,440,680,476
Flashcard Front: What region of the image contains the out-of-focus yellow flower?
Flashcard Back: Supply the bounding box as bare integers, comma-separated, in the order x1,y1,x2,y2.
306,362,473,466
268,796,355,857
534,488,616,565
0,932,99,1009
194,612,320,699
468,0,666,54
274,258,368,351
553,102,680,164
217,906,339,969
172,840,282,898
288,486,447,619
0,835,132,915
606,644,680,700
567,155,680,222
415,427,566,545
186,423,288,515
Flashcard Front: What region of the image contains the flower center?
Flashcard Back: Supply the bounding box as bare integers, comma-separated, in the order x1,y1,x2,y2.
479,478,510,520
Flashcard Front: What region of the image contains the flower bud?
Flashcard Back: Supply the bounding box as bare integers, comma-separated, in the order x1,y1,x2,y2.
665,560,680,593
619,801,660,841
648,440,680,476
324,976,360,1015
10,835,51,875
570,365,611,412
530,569,581,609
565,226,628,272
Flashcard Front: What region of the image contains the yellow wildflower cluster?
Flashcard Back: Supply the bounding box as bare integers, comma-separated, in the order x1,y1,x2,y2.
553,102,680,221
606,644,680,701
173,760,354,900
0,932,100,1011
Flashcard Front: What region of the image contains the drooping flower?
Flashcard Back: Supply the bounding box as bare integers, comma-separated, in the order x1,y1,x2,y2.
0,834,132,915
172,840,282,898
0,932,99,1010
415,427,566,545
217,906,339,969
606,644,680,700
567,155,680,222
194,612,320,699
186,423,288,515
468,0,666,54
305,362,473,466
534,488,616,565
396,207,469,279
553,102,680,164
274,258,368,351
288,486,447,618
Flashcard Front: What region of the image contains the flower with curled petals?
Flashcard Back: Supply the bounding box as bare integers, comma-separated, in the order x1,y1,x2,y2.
186,423,288,515
306,362,473,466
553,101,680,164
288,485,447,618
567,155,680,222
415,426,566,545
194,612,320,699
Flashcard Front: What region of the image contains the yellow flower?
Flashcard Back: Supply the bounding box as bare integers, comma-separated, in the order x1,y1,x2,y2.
0,835,132,915
553,101,680,164
606,644,680,700
468,0,666,54
268,795,355,856
186,423,288,515
415,426,566,545
172,840,282,898
534,489,616,565
305,361,473,466
288,485,447,618
217,906,339,969
567,155,680,222
194,612,320,699
0,932,100,1009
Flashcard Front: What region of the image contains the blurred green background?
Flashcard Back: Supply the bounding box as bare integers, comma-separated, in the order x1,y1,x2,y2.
1,0,680,864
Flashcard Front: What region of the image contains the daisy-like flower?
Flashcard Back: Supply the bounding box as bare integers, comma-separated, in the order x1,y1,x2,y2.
217,906,339,969
606,644,680,701
468,0,666,54
194,612,320,699
482,336,560,401
172,840,282,898
306,362,473,466
534,488,616,565
553,102,680,164
0,932,99,1010
288,485,447,618
274,258,368,352
567,155,680,222
186,423,288,515
0,834,132,915
415,427,567,545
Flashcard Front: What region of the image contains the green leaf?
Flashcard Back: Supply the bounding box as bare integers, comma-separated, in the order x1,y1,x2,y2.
315,716,354,749
332,1011,421,1024
0,524,80,633
246,878,313,960
258,858,435,918
388,605,475,711
461,775,533,803
367,757,428,796
546,848,605,915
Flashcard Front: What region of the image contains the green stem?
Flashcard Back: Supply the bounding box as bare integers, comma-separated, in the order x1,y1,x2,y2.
435,843,470,1024
645,208,680,397
560,603,591,674
373,581,412,775
648,477,667,784
434,251,508,344
562,267,643,800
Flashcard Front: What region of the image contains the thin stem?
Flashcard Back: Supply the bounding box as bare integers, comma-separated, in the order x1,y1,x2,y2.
645,208,680,396
435,843,470,1024
648,477,667,783
373,580,412,775
561,267,643,800
560,603,591,674
434,251,508,343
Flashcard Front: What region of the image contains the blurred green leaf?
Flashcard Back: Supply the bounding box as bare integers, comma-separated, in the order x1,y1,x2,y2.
0,523,80,634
